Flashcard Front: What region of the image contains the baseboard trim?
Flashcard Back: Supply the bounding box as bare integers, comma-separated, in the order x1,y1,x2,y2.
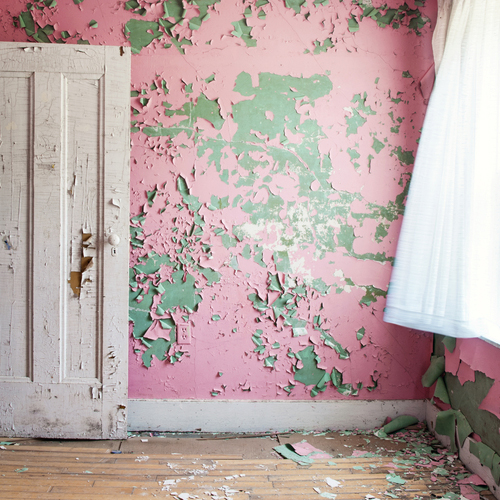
426,400,500,500
128,399,426,433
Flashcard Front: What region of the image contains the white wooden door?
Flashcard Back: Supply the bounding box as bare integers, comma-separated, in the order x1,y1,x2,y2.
0,43,130,439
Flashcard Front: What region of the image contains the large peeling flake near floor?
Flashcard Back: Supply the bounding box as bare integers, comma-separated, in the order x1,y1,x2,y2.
0,0,435,401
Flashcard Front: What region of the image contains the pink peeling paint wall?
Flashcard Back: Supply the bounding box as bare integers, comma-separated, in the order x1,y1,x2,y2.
1,0,437,401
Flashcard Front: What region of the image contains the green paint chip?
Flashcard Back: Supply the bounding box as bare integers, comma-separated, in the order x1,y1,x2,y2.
231,18,257,47
129,290,154,339
356,327,365,341
142,337,173,368
347,148,360,161
146,189,157,206
170,351,183,363
18,11,36,37
273,250,292,274
89,19,98,28
264,355,277,368
194,94,224,129
422,355,445,387
383,415,418,434
435,409,458,452
189,17,202,30
177,175,190,197
134,252,175,275
336,224,355,252
124,19,162,54
359,285,387,307
386,473,406,485
442,335,456,353
163,0,185,23
456,412,473,448
160,318,175,330
125,0,140,9
434,376,451,404
371,137,385,154
348,16,359,33
345,110,365,136
229,255,239,270
159,270,202,313
248,293,268,313
313,37,334,55
292,326,308,337
208,195,229,210
221,234,238,249
322,331,349,359
220,169,229,184
470,440,496,469
242,244,252,260
293,346,330,397
267,274,282,293
284,0,306,14
392,146,415,165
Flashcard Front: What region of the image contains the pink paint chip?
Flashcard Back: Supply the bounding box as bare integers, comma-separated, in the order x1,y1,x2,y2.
458,474,487,486
478,380,500,421
460,484,480,500
291,441,331,459
351,449,370,457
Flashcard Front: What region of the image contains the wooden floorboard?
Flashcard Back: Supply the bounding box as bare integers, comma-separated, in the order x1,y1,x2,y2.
0,445,487,499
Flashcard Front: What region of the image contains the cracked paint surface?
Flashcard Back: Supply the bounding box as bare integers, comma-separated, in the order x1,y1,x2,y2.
1,0,436,400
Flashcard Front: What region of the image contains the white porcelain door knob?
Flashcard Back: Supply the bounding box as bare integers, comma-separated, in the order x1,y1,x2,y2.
108,233,120,246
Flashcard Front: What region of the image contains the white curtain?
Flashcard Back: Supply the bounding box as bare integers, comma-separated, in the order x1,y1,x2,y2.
384,0,500,342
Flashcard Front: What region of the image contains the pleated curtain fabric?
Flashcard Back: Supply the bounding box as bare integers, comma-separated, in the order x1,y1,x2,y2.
384,0,500,342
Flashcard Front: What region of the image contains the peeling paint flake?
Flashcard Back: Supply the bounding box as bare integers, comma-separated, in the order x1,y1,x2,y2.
231,18,256,47
124,19,162,54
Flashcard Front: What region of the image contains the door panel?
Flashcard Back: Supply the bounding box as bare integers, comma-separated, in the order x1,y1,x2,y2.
0,43,130,439
0,72,32,382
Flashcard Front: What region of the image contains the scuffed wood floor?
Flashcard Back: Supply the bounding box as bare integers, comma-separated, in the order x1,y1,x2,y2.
0,444,487,499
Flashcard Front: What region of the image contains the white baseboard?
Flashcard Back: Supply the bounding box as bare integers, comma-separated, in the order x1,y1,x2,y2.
128,399,426,433
426,400,500,500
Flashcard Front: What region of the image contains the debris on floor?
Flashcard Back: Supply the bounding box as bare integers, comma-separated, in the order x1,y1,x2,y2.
274,440,332,464
0,423,497,499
